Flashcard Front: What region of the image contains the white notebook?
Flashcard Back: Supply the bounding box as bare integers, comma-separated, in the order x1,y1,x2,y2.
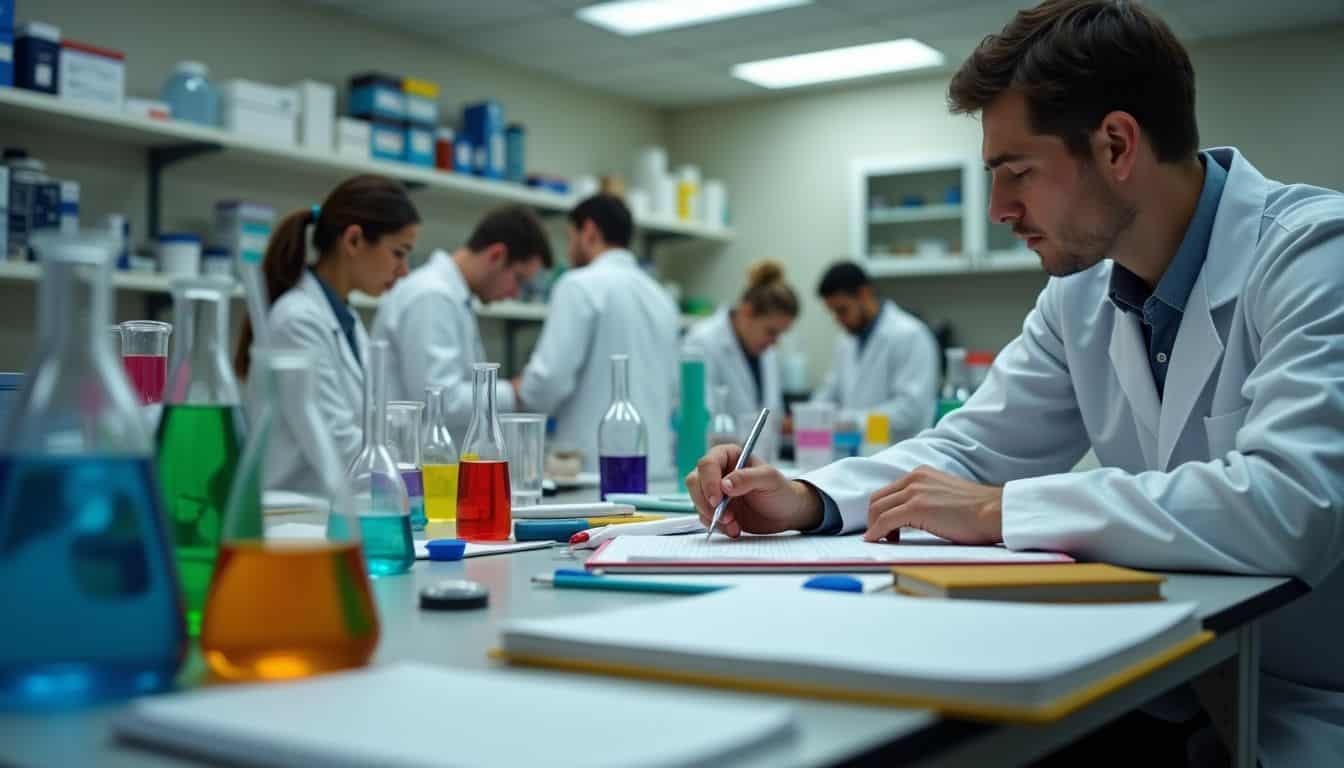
498,587,1209,722
114,662,797,768
586,531,1073,573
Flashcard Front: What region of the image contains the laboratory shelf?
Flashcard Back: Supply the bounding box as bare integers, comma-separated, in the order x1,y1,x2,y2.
0,86,734,244
867,203,964,224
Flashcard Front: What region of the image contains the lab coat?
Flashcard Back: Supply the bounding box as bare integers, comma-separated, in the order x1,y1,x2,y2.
372,250,516,438
519,249,679,477
812,300,939,441
681,307,783,417
803,148,1344,767
260,270,369,495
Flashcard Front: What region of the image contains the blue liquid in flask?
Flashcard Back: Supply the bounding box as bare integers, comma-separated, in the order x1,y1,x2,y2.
0,455,186,711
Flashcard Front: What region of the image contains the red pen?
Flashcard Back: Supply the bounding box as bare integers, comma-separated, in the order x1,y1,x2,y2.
568,517,705,550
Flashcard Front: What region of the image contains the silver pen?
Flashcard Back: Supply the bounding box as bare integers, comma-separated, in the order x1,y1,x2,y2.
706,408,771,542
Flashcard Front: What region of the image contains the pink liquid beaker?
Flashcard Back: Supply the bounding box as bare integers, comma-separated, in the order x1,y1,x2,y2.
119,320,172,405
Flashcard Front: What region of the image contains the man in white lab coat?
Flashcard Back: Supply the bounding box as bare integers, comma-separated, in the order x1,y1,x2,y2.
811,261,940,441
515,195,679,477
373,205,552,435
687,2,1344,765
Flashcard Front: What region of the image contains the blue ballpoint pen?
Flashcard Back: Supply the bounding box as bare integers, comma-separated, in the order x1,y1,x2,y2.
706,408,770,541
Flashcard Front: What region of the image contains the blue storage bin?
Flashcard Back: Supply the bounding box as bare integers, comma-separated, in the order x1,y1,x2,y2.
0,30,13,88
349,72,404,122
404,123,434,168
370,118,405,162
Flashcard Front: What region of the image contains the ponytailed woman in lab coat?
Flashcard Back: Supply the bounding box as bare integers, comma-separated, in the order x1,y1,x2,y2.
233,175,420,493
681,260,799,420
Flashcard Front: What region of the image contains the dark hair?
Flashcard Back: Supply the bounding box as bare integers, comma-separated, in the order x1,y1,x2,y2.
741,259,799,318
817,261,871,298
568,194,633,249
233,174,420,378
947,0,1198,163
466,205,553,268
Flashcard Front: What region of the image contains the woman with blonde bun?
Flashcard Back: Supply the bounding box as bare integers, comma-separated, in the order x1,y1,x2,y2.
681,259,799,422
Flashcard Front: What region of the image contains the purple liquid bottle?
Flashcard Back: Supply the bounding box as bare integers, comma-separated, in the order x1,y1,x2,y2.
598,354,648,501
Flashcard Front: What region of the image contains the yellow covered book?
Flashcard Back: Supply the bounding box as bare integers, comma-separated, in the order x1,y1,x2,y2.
892,563,1164,603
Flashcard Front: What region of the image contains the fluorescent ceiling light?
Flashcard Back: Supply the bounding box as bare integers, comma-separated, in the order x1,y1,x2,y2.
577,0,811,36
733,39,945,89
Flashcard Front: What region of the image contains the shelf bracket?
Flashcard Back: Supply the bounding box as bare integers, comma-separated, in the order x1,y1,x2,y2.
147,142,223,238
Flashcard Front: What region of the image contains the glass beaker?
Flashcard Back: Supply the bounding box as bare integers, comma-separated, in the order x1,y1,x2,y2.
342,339,413,575
598,354,647,500
421,386,459,523
500,413,545,508
201,347,378,682
708,385,738,448
0,231,185,710
155,276,245,637
386,401,426,531
456,363,511,542
119,320,172,405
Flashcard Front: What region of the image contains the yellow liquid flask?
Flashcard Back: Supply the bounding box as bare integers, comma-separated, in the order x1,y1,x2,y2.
421,385,459,522
200,347,379,682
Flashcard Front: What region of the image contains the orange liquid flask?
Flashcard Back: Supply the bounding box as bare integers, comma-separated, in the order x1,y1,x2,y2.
200,347,379,682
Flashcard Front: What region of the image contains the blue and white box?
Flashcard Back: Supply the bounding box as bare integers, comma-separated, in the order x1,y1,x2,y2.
349,73,404,122
15,22,59,94
462,100,504,179
404,123,434,168
370,119,405,162
453,135,473,174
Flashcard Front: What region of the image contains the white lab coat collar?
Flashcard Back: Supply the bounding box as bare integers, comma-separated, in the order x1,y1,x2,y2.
296,270,365,386
429,249,472,304
590,248,638,270
1107,147,1272,469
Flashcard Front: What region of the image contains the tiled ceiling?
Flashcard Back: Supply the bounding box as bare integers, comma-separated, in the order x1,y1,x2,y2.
302,0,1344,107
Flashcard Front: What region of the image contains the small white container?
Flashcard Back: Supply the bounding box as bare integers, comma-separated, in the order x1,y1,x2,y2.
157,233,201,276
701,179,726,227
336,116,371,160
221,79,298,146
202,246,233,277
291,79,335,152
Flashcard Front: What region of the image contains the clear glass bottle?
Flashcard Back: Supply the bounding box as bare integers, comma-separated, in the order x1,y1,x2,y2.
598,354,648,500
0,232,185,709
421,386,459,523
386,400,426,532
456,363,511,541
160,60,219,127
342,339,413,575
155,276,246,636
202,347,378,682
707,385,738,448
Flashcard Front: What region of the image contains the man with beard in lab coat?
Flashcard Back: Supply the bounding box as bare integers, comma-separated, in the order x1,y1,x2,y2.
514,194,679,477
812,260,940,442
686,1,1344,764
374,205,552,435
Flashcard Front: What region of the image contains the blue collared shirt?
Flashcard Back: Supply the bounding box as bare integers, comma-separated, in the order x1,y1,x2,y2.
1107,151,1227,398
806,152,1229,535
311,267,360,364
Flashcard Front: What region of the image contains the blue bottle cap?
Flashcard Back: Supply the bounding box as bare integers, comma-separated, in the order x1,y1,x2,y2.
425,538,467,561
802,575,864,593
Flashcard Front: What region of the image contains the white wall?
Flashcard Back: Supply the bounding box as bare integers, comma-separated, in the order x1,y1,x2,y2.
1,0,668,369
663,23,1344,387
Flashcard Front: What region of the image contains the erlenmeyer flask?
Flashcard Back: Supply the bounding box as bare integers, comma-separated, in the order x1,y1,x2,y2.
0,231,185,710
708,385,738,448
341,339,413,575
201,347,378,682
598,354,648,500
386,400,426,531
421,386,459,523
456,363,511,542
155,276,246,637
